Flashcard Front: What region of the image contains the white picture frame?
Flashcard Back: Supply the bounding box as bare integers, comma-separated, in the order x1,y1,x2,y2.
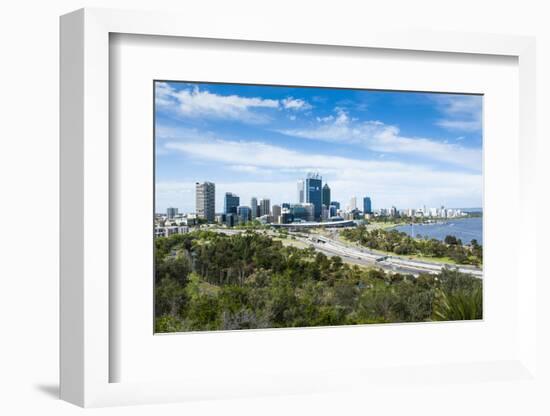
60,7,538,408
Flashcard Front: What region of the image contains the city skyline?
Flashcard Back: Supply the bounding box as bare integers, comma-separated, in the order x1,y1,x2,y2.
161,175,478,218
155,81,483,213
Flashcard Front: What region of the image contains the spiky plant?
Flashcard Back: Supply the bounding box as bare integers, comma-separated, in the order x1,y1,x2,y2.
433,286,482,321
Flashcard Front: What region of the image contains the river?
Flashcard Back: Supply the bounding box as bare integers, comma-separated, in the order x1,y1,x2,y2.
392,217,483,245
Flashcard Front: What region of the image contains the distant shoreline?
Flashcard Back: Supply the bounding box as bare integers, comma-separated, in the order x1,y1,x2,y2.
390,216,483,245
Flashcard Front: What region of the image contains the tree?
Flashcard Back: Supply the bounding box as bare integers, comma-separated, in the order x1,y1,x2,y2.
341,227,477,265
266,273,299,326
331,256,343,270
391,281,434,322
155,315,183,333
155,277,187,317
444,235,459,245
356,286,396,323
155,254,191,285
185,295,221,331
154,230,483,332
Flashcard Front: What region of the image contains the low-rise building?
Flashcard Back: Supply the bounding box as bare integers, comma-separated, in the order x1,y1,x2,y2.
154,225,190,238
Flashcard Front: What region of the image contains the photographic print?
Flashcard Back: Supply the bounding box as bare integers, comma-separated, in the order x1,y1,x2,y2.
154,81,483,333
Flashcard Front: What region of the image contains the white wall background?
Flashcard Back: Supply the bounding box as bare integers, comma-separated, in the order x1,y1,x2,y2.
0,1,548,415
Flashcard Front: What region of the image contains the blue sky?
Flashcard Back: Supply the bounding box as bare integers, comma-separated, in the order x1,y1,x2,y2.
155,81,482,213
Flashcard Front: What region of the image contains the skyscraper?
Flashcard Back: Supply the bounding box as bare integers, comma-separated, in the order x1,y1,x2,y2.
272,204,281,223
349,196,357,211
305,172,322,220
250,197,258,220
195,182,215,223
322,183,331,207
237,206,251,223
363,196,372,214
260,198,271,217
224,192,240,215
297,179,305,203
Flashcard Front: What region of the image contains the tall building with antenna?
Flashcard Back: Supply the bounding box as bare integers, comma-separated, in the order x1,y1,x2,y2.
305,172,322,221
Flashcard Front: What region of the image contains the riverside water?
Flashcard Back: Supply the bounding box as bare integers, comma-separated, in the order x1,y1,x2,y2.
392,216,483,245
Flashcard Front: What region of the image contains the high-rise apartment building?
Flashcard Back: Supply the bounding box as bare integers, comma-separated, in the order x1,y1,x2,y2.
224,192,240,215
322,183,331,207
195,181,215,223
305,172,322,220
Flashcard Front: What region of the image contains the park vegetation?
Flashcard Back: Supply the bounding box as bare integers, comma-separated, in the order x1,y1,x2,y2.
341,225,482,266
155,230,483,332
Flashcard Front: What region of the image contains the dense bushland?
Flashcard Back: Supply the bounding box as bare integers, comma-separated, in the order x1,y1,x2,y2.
155,231,482,332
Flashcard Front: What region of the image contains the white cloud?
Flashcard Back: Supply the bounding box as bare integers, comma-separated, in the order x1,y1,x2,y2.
159,136,481,212
438,95,481,115
229,165,264,174
156,82,278,122
278,109,481,171
335,99,368,112
156,83,312,123
155,125,214,141
436,120,481,132
434,95,482,132
155,82,176,107
165,137,405,172
316,115,334,123
281,97,312,111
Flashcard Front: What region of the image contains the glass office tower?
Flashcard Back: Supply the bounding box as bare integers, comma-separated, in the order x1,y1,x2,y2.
224,192,240,215
305,172,322,221
363,196,372,214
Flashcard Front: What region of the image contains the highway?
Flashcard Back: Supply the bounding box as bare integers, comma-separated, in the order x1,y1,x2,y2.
208,226,483,278
298,233,483,278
